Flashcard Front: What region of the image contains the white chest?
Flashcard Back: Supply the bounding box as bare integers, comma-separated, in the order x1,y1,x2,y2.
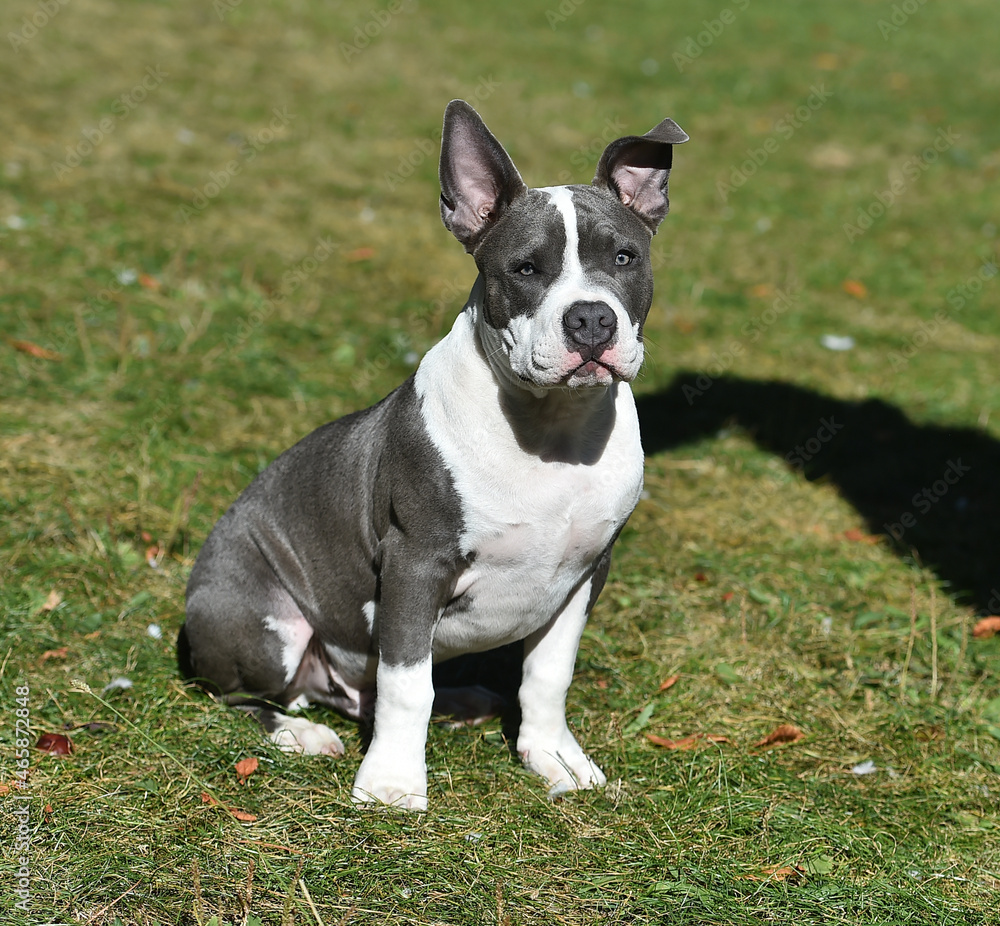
414,315,644,657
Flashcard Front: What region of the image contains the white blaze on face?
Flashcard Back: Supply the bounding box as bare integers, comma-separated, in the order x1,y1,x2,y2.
487,186,643,390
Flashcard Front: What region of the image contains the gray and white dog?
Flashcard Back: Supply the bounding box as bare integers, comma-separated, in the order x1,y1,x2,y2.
179,100,687,809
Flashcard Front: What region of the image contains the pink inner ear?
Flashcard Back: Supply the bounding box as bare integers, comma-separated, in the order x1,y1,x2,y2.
614,166,651,204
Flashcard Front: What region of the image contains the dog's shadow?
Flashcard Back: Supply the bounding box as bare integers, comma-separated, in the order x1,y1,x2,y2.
437,373,1000,725
634,373,1000,613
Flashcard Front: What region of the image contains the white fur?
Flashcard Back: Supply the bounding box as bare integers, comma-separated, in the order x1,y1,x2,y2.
268,715,344,757
517,579,607,793
417,309,643,665
262,612,314,686
351,659,434,810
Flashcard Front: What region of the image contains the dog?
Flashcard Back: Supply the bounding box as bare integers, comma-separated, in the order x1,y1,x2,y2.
178,100,688,809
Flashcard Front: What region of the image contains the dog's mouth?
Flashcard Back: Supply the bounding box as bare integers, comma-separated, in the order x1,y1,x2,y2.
564,357,620,386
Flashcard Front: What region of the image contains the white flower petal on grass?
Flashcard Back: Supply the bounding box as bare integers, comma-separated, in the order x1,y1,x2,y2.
821,334,855,351
851,759,877,776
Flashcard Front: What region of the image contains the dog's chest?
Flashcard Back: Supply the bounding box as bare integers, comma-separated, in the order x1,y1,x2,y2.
414,327,643,655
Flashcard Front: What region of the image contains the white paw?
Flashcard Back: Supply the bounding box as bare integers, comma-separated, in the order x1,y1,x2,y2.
268,716,344,757
351,751,427,811
518,727,606,795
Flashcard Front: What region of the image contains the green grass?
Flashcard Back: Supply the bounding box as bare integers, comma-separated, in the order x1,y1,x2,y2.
2,0,1000,922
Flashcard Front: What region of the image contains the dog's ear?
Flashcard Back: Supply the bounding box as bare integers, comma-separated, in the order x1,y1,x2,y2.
593,119,689,231
439,100,527,253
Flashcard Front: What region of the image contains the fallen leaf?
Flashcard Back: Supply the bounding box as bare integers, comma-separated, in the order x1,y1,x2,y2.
36,733,73,755
201,791,257,822
40,589,63,612
40,646,69,663
346,247,375,262
595,678,609,689
842,279,868,299
44,804,53,814
843,528,879,544
6,338,62,361
694,572,708,582
658,674,680,693
745,864,804,882
722,591,735,602
0,784,9,796
235,756,259,782
973,616,1000,639
646,733,729,750
138,273,161,291
754,724,805,750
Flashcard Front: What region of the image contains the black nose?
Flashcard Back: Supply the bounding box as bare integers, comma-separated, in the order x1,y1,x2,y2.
562,301,617,351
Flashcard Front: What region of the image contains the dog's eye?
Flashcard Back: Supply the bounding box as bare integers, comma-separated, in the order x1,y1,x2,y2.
615,250,635,266
516,262,537,276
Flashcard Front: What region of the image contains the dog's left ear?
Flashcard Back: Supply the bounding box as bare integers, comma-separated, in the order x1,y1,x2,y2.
593,119,689,231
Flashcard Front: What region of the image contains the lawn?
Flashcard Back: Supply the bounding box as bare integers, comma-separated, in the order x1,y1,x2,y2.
2,0,999,923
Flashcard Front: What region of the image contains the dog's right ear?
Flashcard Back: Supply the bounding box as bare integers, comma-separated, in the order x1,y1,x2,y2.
439,100,527,253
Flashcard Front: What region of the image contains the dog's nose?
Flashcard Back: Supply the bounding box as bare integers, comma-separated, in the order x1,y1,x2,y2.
562,301,617,349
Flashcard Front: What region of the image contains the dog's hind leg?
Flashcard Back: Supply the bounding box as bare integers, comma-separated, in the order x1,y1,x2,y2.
180,583,346,757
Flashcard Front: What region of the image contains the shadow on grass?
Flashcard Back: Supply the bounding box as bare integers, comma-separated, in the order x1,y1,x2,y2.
635,373,1000,614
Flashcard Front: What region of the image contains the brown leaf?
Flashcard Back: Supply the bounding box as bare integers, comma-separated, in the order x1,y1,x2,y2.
40,646,69,663
201,791,219,805
745,864,805,882
646,733,729,750
842,279,868,299
754,724,805,750
658,674,680,692
973,616,1000,639
7,338,62,361
235,756,259,782
843,528,879,544
0,784,9,796
345,247,375,262
138,273,161,291
232,809,258,822
36,733,73,755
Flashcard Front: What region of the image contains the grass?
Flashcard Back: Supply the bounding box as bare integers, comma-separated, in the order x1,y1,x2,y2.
2,0,1000,922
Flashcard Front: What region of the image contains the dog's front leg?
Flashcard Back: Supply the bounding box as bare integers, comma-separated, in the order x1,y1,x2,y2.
351,654,434,810
351,542,449,812
517,568,609,797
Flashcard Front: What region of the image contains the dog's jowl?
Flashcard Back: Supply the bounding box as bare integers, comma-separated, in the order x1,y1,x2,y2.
179,100,688,810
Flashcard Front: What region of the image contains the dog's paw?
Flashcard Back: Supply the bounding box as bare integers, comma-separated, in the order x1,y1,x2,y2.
351,752,427,811
268,716,345,757
518,727,606,795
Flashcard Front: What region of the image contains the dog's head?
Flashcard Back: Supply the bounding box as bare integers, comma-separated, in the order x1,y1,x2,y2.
439,100,687,392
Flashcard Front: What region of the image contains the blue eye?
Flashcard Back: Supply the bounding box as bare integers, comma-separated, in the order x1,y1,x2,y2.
516,262,536,275
615,250,634,266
